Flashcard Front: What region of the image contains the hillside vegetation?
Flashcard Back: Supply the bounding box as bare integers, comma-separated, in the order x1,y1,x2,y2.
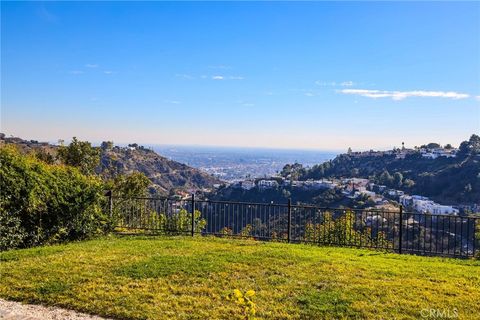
1,236,479,320
211,184,360,209
0,145,108,250
0,134,219,195
0,136,216,250
99,144,219,195
284,134,480,205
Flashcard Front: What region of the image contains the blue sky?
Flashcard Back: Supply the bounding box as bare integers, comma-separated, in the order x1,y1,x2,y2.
1,1,479,150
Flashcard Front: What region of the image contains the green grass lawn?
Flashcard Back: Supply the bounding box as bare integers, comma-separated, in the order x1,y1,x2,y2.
1,236,479,319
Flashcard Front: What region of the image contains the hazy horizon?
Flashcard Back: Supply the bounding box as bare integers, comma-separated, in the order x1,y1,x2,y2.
2,130,476,154
2,2,479,150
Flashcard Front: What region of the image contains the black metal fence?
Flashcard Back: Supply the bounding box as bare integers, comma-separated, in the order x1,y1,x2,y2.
107,194,479,258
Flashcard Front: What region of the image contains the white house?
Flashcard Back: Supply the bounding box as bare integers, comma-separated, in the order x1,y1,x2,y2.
258,180,279,189
421,148,457,159
241,180,256,190
399,195,413,207
387,189,404,197
425,203,459,215
303,179,337,190
410,197,459,215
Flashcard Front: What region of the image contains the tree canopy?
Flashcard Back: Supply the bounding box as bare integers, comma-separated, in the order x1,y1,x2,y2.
57,137,101,175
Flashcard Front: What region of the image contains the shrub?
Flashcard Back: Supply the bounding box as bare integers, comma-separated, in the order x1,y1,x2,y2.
239,224,253,237
0,145,107,250
157,209,207,234
113,204,207,235
0,205,26,251
219,227,233,237
304,211,392,248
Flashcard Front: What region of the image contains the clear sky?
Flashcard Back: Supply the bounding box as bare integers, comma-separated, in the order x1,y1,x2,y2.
1,1,479,151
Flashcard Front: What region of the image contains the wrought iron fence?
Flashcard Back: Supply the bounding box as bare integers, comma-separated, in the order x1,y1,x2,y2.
107,193,479,258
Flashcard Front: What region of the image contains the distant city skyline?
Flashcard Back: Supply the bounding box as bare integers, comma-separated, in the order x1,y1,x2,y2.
2,2,479,150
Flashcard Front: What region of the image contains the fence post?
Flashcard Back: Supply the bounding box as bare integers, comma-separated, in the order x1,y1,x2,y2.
191,193,195,237
398,205,403,254
473,218,478,258
287,198,292,243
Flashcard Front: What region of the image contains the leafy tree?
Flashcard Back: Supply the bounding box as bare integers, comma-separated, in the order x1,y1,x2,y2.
458,134,480,157
403,179,415,188
280,163,305,180
378,170,393,185
101,141,114,151
57,137,100,175
109,172,151,198
393,172,403,187
423,142,441,149
33,149,55,164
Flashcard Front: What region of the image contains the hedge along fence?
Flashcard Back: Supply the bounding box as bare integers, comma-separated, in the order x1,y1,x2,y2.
0,145,109,251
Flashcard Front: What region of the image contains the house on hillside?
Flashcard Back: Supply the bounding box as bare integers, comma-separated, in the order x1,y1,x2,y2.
241,180,256,190
302,179,337,190
421,148,457,159
400,195,458,215
258,179,279,189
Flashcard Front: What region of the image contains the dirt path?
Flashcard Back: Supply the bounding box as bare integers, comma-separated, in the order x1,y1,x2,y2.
0,299,109,320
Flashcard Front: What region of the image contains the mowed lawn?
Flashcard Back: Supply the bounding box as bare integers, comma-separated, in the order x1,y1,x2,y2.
1,236,479,320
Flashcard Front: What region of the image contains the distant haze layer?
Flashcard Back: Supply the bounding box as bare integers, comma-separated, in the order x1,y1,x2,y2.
152,145,338,180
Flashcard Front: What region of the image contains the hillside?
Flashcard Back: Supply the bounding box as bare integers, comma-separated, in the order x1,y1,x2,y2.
0,134,219,195
99,145,219,194
210,183,372,209
285,135,480,205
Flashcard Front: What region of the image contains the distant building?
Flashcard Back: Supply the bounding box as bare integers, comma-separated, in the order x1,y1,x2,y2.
399,195,413,207
301,179,337,190
344,178,370,192
241,180,256,190
400,195,458,215
291,180,305,188
258,179,279,189
387,189,404,198
415,201,459,215
421,148,457,159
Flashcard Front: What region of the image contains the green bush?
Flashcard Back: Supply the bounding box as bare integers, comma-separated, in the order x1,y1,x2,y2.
0,145,107,250
113,204,207,235
0,205,26,250
304,211,392,248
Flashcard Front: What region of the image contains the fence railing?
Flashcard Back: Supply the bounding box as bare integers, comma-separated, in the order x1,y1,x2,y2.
107,193,479,258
